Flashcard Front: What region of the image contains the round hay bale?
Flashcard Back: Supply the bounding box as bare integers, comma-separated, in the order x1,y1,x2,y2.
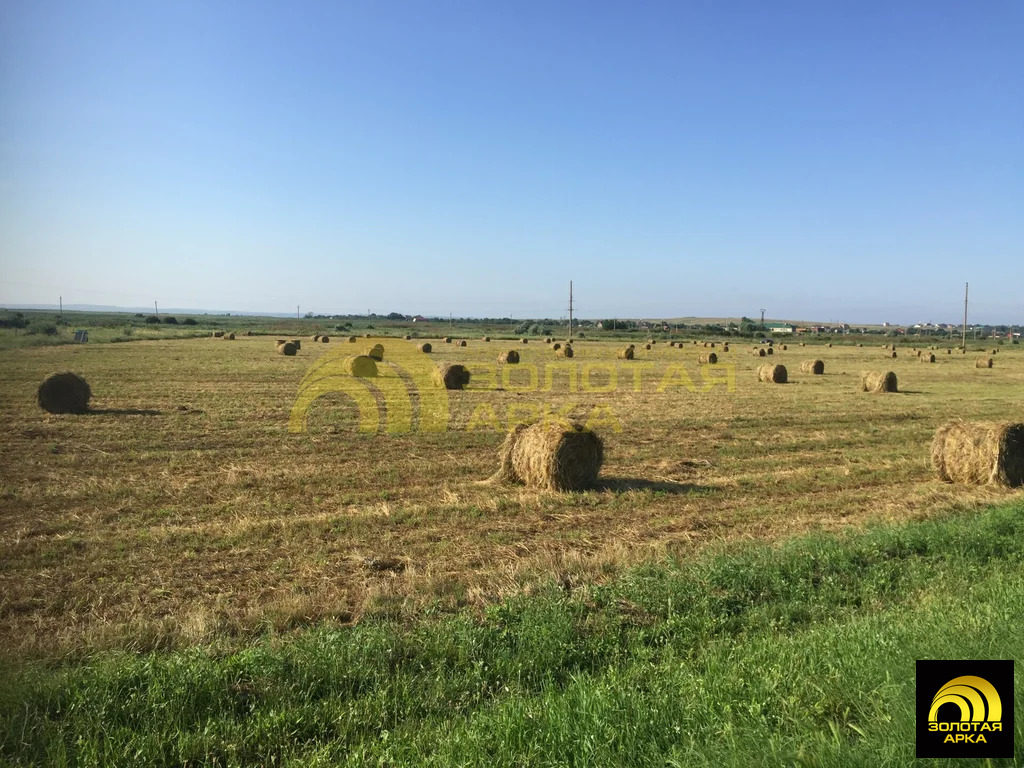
861,371,898,393
348,336,357,343
757,364,787,383
544,337,553,343
320,335,330,343
931,421,1024,487
276,341,297,356
224,333,235,340
245,331,254,336
313,335,321,341
800,359,825,375
644,343,651,350
800,342,806,346
754,348,767,357
827,342,833,348
499,350,520,364
976,357,993,368
857,343,863,347
37,372,91,414
404,334,412,340
455,339,467,347
766,347,774,355
757,362,786,382
482,336,491,342
991,349,998,355
618,347,634,360
961,348,966,354
521,338,529,344
946,348,952,355
780,344,787,351
491,420,603,491
418,342,433,353
556,345,574,358
722,343,730,352
916,350,922,357
709,342,716,348
290,339,301,350
888,350,897,358
433,363,470,390
364,333,371,338
365,344,384,361
344,355,378,377
552,342,562,351
921,353,936,363
213,331,225,338
698,352,718,364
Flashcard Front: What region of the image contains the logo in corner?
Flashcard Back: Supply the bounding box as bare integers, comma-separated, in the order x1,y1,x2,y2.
916,660,1013,758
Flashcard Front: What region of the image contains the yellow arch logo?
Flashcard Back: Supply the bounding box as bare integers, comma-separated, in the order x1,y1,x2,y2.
929,676,1002,723
288,340,450,434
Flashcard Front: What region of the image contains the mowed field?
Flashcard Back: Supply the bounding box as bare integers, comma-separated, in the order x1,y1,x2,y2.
1,335,1021,654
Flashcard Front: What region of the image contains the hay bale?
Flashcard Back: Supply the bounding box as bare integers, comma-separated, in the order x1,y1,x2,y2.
444,337,452,343
433,363,470,390
754,348,767,357
404,334,412,340
800,359,825,375
276,341,297,356
499,350,520,364
780,344,787,351
456,340,467,347
827,342,833,348
37,372,91,414
946,348,952,355
364,333,371,338
618,347,634,360
245,331,254,336
521,338,529,344
552,342,562,351
698,352,718,364
758,364,787,383
800,342,806,346
916,350,922,357
644,343,652,350
976,357,993,368
921,353,936,363
544,337,553,343
213,331,224,338
491,420,603,491
766,347,774,355
313,335,321,341
290,339,301,350
224,333,235,340
556,345,574,358
887,350,897,358
348,336,357,343
861,371,898,393
344,355,378,377
320,336,330,343
722,344,729,352
482,336,491,342
992,349,998,355
418,342,432,353
931,421,1024,487
365,344,385,361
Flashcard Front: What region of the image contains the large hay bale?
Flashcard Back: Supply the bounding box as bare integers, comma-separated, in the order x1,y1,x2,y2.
827,342,833,348
618,347,634,360
290,339,301,350
722,343,730,352
365,344,384,361
931,421,1024,487
320,335,330,343
404,334,412,340
418,342,432,353
644,343,652,350
344,355,378,377
888,350,897,358
556,345,574,358
433,363,470,390
37,372,91,414
992,348,998,355
977,357,993,368
861,371,897,392
766,347,774,355
348,336,357,343
482,336,491,342
364,333,371,338
800,341,806,346
800,359,825,375
521,338,529,344
491,420,603,491
245,330,254,336
698,352,718,364
544,337,553,343
757,364,787,384
444,337,452,343
213,331,224,338
780,344,787,351
276,341,297,356
499,350,520,364
224,333,235,340
754,348,767,357
456,339,467,347
552,342,562,351
946,348,952,355
313,335,321,341
921,353,936,363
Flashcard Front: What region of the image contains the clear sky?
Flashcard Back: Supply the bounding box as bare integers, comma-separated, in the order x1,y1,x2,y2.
1,1,1021,324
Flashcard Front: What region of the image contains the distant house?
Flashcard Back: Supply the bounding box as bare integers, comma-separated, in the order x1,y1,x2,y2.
412,315,428,323
765,322,795,334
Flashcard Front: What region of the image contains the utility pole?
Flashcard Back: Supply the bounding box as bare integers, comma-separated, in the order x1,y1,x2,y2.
297,305,300,319
449,312,453,328
567,280,574,342
155,300,158,317
59,296,63,322
760,308,766,330
962,282,968,349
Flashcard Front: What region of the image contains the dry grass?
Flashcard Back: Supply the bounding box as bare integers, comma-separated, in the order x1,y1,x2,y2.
1,337,1022,654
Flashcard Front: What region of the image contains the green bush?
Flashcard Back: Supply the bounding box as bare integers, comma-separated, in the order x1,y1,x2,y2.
182,318,198,326
163,316,178,325
145,315,160,324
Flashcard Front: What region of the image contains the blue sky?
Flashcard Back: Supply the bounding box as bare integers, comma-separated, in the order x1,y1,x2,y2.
1,1,1021,324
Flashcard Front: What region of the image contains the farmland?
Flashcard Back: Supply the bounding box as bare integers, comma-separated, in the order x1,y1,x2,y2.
1,330,1021,656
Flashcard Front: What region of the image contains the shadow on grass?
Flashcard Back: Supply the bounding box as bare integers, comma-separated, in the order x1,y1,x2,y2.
596,477,714,495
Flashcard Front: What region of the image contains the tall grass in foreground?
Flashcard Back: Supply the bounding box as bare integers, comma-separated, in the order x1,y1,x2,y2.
3,499,1023,766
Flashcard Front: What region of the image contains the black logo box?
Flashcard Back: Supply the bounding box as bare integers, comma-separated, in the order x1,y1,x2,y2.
916,660,1014,759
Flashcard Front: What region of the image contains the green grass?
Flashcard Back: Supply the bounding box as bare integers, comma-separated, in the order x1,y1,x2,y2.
3,498,1023,767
